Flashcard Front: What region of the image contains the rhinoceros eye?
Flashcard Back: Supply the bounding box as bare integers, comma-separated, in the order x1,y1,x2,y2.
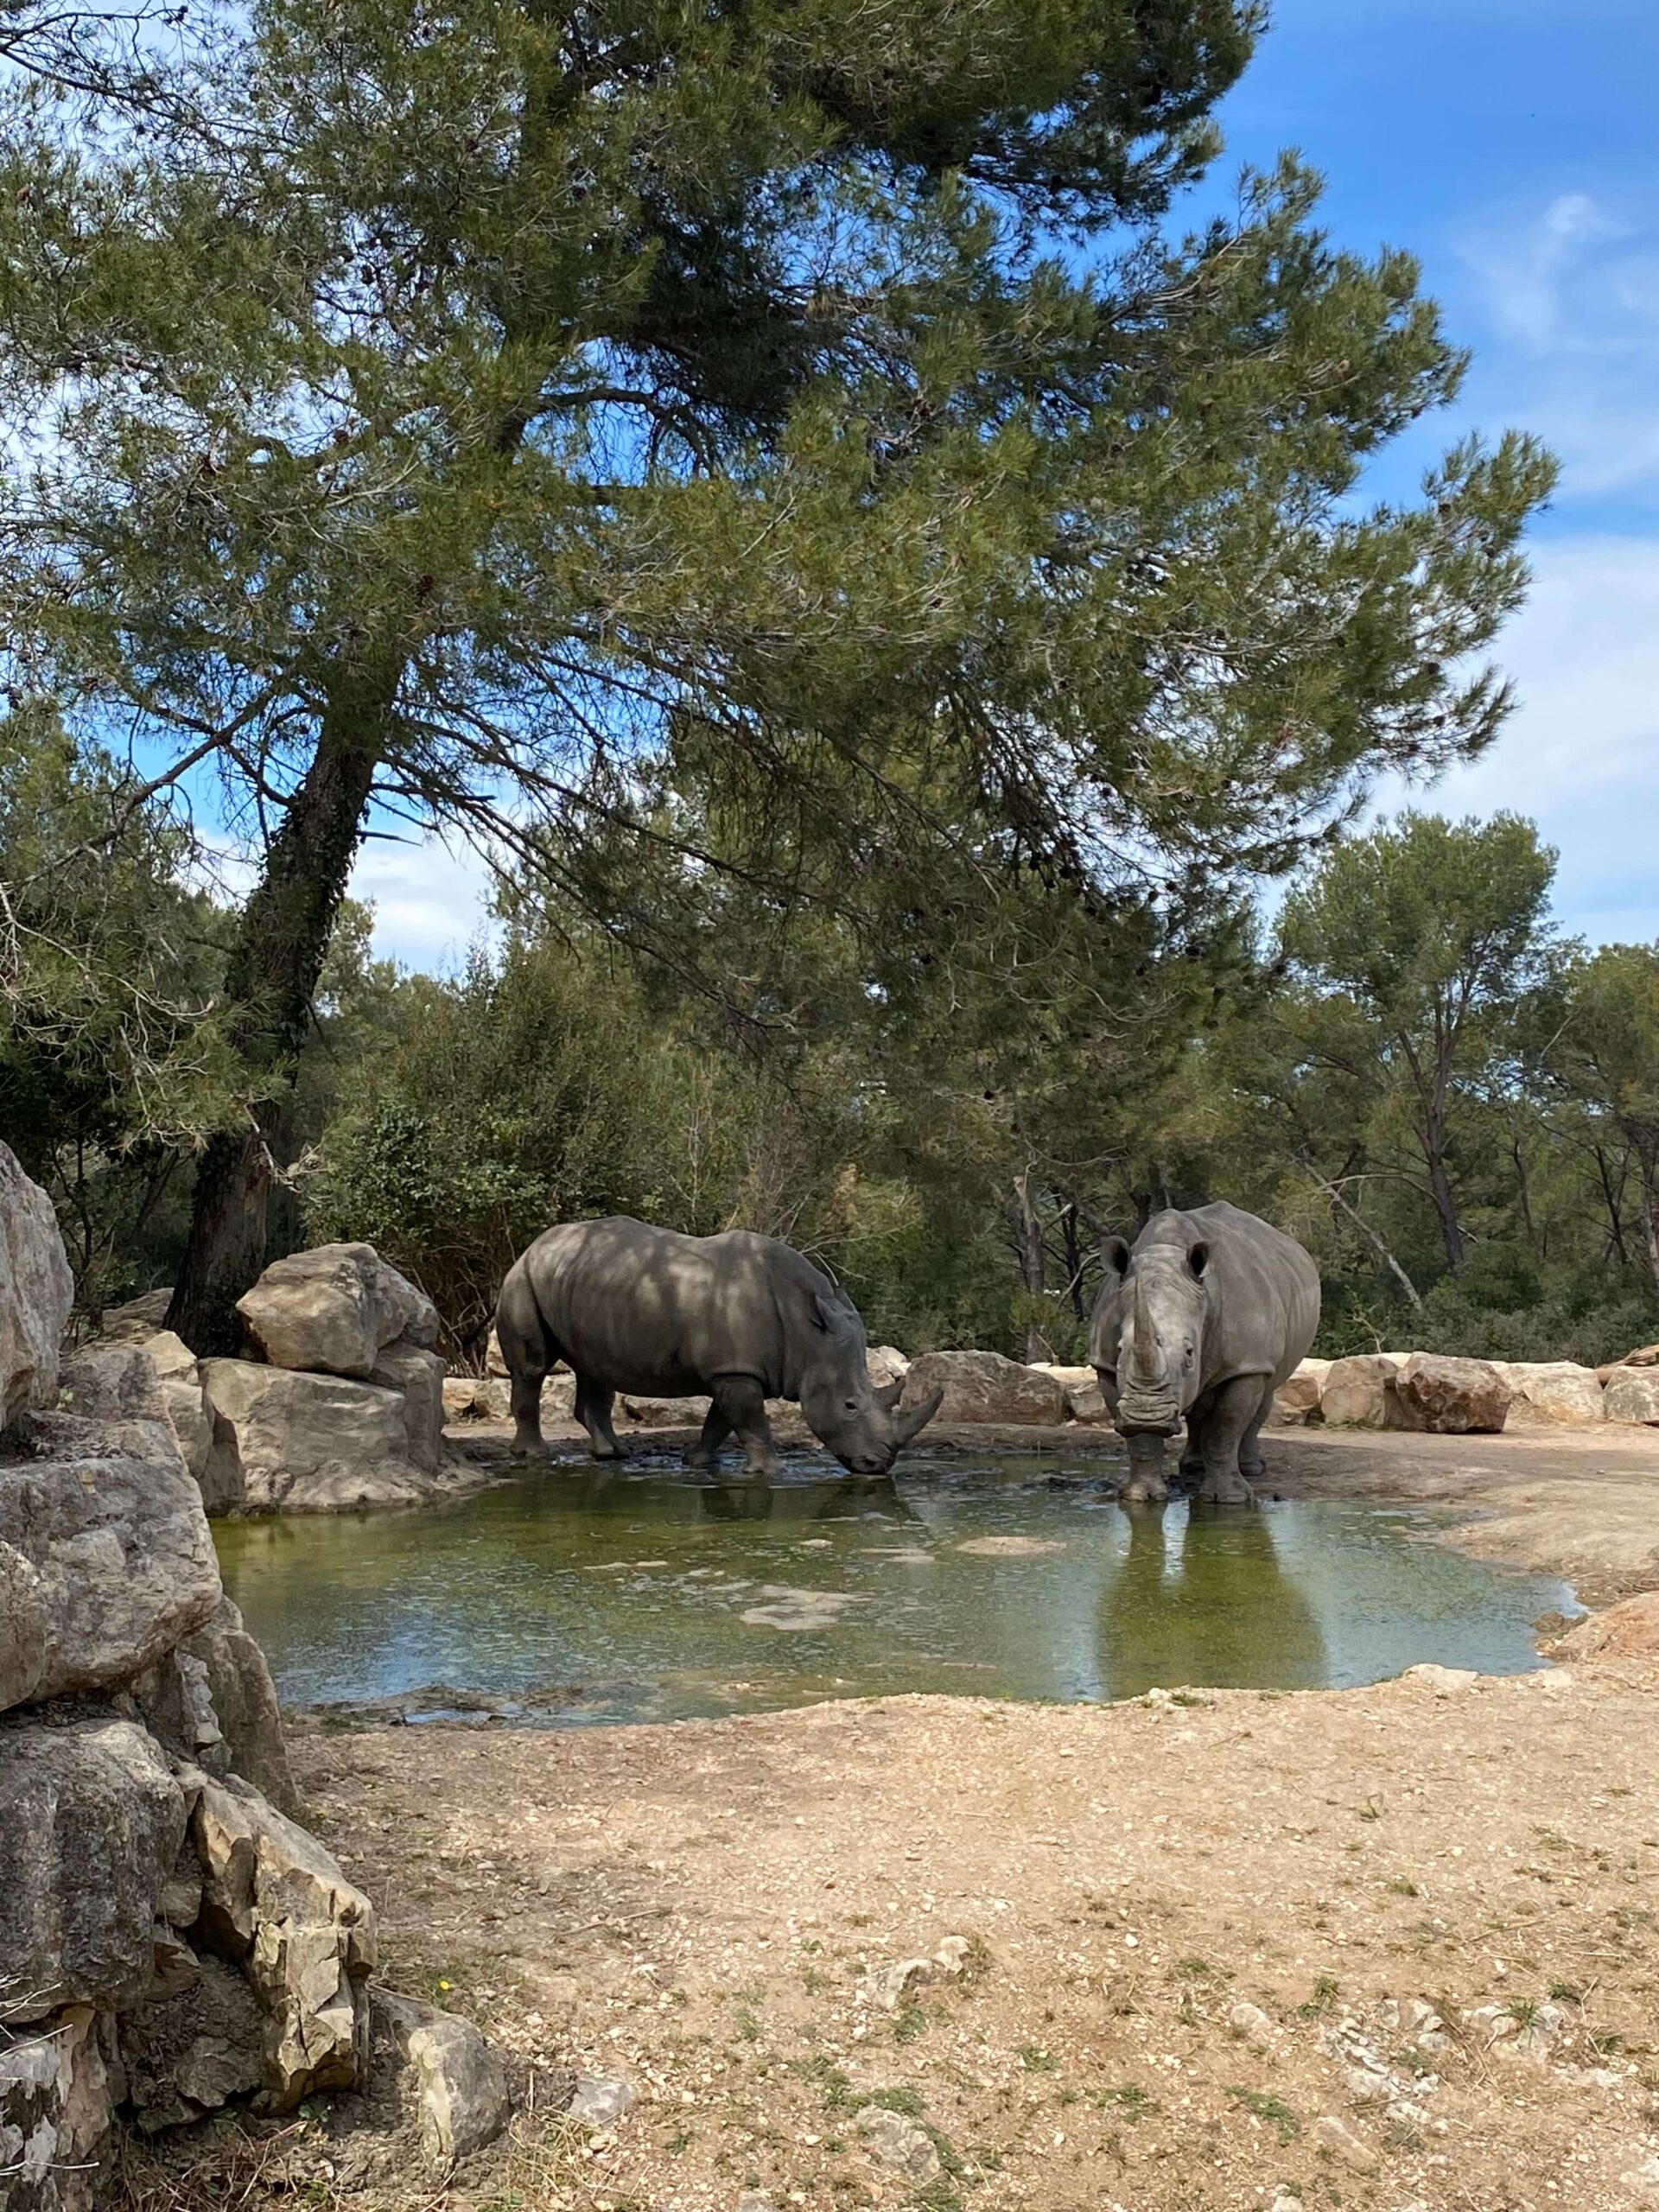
845,1398,860,1411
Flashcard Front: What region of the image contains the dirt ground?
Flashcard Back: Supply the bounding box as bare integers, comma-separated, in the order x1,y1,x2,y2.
130,1421,1659,2212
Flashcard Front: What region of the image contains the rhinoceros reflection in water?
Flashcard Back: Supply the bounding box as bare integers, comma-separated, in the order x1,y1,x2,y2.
1094,1504,1327,1700
697,1474,915,1524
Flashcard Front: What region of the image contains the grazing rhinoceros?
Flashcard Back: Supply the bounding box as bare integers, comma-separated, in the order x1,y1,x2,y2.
494,1217,943,1478
1088,1202,1320,1504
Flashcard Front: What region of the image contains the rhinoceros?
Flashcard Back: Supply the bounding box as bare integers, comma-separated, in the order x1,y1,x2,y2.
1087,1202,1320,1503
494,1217,943,1478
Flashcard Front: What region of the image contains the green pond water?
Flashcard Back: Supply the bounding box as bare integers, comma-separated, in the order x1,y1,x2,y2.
214,1452,1576,1727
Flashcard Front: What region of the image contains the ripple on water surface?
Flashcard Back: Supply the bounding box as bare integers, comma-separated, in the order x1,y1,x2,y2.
212,1453,1577,1727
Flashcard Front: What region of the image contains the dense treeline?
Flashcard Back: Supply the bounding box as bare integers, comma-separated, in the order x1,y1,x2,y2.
7,775,1656,1366
0,0,1552,1354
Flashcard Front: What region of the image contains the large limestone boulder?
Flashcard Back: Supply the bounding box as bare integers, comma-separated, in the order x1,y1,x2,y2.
900,1350,1067,1426
1597,1339,1659,1384
0,1142,73,1429
96,1287,175,1344
189,1771,376,2107
1499,1361,1606,1426
0,1409,222,1709
373,1989,512,2166
1319,1351,1407,1427
140,1330,215,1484
442,1373,512,1423
1272,1357,1331,1426
1032,1363,1110,1423
0,1541,50,1711
620,1392,714,1427
867,1345,910,1390
1605,1366,1659,1426
119,1953,265,2132
1389,1353,1511,1434
235,1243,438,1378
0,2004,118,2212
182,1595,301,1818
0,1719,186,2020
369,1339,446,1471
199,1359,438,1511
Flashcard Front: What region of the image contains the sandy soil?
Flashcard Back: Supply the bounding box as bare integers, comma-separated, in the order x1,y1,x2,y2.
126,1421,1659,2212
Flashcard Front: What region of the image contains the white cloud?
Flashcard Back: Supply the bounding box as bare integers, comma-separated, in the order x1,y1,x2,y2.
1371,533,1659,944
348,831,501,971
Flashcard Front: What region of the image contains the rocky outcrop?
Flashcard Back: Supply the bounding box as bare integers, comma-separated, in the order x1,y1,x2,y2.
1032,1363,1110,1423
1605,1366,1659,1426
1388,1353,1511,1434
1272,1357,1331,1425
143,1331,216,1484
1499,1361,1606,1426
1319,1352,1407,1427
899,1350,1067,1427
199,1360,442,1512
235,1242,439,1379
0,1142,73,1431
368,1340,447,1471
0,1166,506,2197
1597,1339,1659,1384
866,1345,910,1391
1557,1591,1659,1665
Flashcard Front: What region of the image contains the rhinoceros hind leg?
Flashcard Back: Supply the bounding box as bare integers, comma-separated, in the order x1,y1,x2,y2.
711,1372,781,1479
575,1376,623,1460
1191,1375,1261,1505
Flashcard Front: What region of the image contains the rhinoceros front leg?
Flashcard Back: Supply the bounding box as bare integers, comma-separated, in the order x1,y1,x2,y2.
685,1398,733,1473
710,1373,781,1479
1121,1430,1169,1504
1189,1375,1262,1504
575,1376,624,1461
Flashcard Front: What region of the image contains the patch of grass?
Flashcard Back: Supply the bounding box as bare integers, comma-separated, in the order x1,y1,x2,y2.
866,2084,924,2117
735,2005,761,2043
1387,1877,1419,1897
1018,2044,1057,2072
957,1933,995,1988
1297,1974,1340,2020
1227,2087,1301,2144
1357,1795,1385,1821
1549,1981,1584,2005
1507,1998,1540,2031
795,2056,856,2113
1173,1955,1232,1982
1590,2031,1628,2059
1091,2083,1158,2122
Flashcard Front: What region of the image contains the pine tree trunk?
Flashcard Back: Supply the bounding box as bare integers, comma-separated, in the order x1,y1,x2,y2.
167,664,395,1352
1423,1103,1464,1276
1013,1168,1051,1363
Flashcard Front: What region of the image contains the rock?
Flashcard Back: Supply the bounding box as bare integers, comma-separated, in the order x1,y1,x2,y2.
955,1533,1065,1557
1465,1999,1566,2061
374,1989,512,2166
737,2195,778,2212
568,2070,636,2128
1312,2113,1379,2172
182,1595,302,1816
1389,1352,1511,1433
0,2004,117,2212
131,1330,215,1484
1228,2000,1274,2044
1032,1363,1110,1423
0,1541,49,1711
1271,1357,1331,1426
199,1358,441,1511
861,1957,936,2010
1599,1339,1659,1383
0,1143,73,1431
1621,2152,1659,2196
1556,1592,1659,1665
120,1954,266,2130
1497,1360,1606,1426
130,1646,224,1763
1315,1352,1406,1427
485,1326,509,1377
867,1345,910,1390
442,1375,512,1423
1605,1366,1659,1426
0,1419,221,1706
97,1287,176,1344
741,1585,865,1630
235,1243,438,1378
369,1338,447,1471
620,1393,714,1427
899,1350,1067,1426
0,1719,186,2021
1399,1662,1479,1695
855,2103,939,2181
189,1771,375,2107
933,1935,973,1976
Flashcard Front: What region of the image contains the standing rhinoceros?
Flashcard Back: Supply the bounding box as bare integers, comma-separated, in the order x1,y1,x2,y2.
495,1217,943,1478
1088,1202,1320,1504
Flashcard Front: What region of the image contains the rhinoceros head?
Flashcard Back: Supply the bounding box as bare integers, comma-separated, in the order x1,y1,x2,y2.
800,1292,943,1476
1102,1234,1210,1438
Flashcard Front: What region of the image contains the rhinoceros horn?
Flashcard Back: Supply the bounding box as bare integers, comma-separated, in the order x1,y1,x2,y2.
1129,1292,1163,1390
892,1387,944,1446
873,1376,905,1412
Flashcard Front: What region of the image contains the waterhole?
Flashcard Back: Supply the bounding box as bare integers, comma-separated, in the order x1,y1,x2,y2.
214,1453,1575,1726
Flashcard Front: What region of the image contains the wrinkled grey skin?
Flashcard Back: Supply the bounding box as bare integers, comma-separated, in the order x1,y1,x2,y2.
495,1216,943,1478
1088,1202,1320,1505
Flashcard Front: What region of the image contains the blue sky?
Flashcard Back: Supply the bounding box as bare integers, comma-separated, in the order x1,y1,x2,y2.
356,0,1659,966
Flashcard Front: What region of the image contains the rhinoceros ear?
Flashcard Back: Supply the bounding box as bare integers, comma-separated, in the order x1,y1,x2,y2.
873,1376,904,1412
1187,1240,1210,1279
1102,1236,1131,1278
812,1290,856,1336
